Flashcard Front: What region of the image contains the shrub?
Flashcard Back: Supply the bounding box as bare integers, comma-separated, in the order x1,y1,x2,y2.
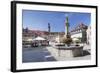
75,40,80,44
61,36,72,45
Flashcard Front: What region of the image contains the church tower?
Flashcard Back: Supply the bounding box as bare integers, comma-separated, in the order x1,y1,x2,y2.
48,23,51,33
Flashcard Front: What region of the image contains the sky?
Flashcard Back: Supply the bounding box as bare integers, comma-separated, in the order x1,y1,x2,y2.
22,10,91,32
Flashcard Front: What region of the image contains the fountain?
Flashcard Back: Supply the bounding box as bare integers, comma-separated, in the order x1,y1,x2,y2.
52,16,84,58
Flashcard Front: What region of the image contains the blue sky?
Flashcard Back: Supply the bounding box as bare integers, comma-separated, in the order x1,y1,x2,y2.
22,10,91,32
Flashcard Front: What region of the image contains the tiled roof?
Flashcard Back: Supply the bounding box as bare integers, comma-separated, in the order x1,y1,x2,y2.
23,29,64,36
70,23,88,32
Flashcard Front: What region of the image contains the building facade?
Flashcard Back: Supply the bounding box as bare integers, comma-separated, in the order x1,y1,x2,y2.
86,25,91,45
23,23,88,45
22,28,65,45
70,23,88,43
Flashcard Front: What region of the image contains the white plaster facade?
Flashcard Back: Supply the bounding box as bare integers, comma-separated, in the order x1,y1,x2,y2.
71,32,82,39
86,25,91,45
70,23,87,43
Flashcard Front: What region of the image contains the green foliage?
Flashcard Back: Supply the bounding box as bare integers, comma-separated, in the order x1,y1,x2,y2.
61,36,72,45
75,39,80,44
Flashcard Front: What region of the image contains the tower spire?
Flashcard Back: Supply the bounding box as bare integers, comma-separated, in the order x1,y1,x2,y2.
48,23,50,33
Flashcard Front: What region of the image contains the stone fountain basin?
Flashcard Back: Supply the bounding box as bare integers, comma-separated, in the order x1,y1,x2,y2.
52,45,83,57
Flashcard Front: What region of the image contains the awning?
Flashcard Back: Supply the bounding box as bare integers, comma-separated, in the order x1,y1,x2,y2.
33,36,46,41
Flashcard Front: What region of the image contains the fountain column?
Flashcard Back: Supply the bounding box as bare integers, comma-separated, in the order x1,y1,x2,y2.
65,17,70,37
